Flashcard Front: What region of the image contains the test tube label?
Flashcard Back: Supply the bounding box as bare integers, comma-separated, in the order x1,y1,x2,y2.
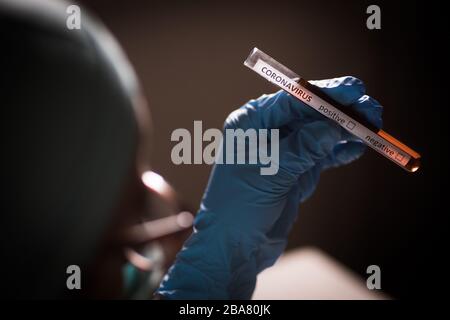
251,59,410,166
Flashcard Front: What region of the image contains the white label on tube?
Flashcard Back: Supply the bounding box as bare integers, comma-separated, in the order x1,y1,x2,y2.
251,59,410,166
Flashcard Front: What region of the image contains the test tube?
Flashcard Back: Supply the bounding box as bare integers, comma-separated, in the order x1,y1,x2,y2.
244,47,421,172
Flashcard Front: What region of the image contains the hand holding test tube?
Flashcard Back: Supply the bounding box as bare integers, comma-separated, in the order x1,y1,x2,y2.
244,48,421,172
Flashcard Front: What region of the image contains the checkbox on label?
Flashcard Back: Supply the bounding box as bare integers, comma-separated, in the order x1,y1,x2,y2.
346,121,356,130
395,153,404,161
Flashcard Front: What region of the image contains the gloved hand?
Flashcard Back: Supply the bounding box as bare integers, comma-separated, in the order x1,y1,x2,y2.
157,76,383,299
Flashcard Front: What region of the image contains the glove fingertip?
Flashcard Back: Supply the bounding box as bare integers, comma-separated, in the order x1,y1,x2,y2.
309,76,366,106
321,140,367,169
334,141,367,165
354,95,384,129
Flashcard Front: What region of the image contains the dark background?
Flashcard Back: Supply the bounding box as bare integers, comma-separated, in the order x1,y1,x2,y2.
78,0,444,299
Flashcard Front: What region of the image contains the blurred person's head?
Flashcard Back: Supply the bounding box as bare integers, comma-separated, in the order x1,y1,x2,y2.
0,0,155,298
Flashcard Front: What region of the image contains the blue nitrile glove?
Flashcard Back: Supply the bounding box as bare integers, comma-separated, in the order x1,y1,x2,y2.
157,76,383,299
